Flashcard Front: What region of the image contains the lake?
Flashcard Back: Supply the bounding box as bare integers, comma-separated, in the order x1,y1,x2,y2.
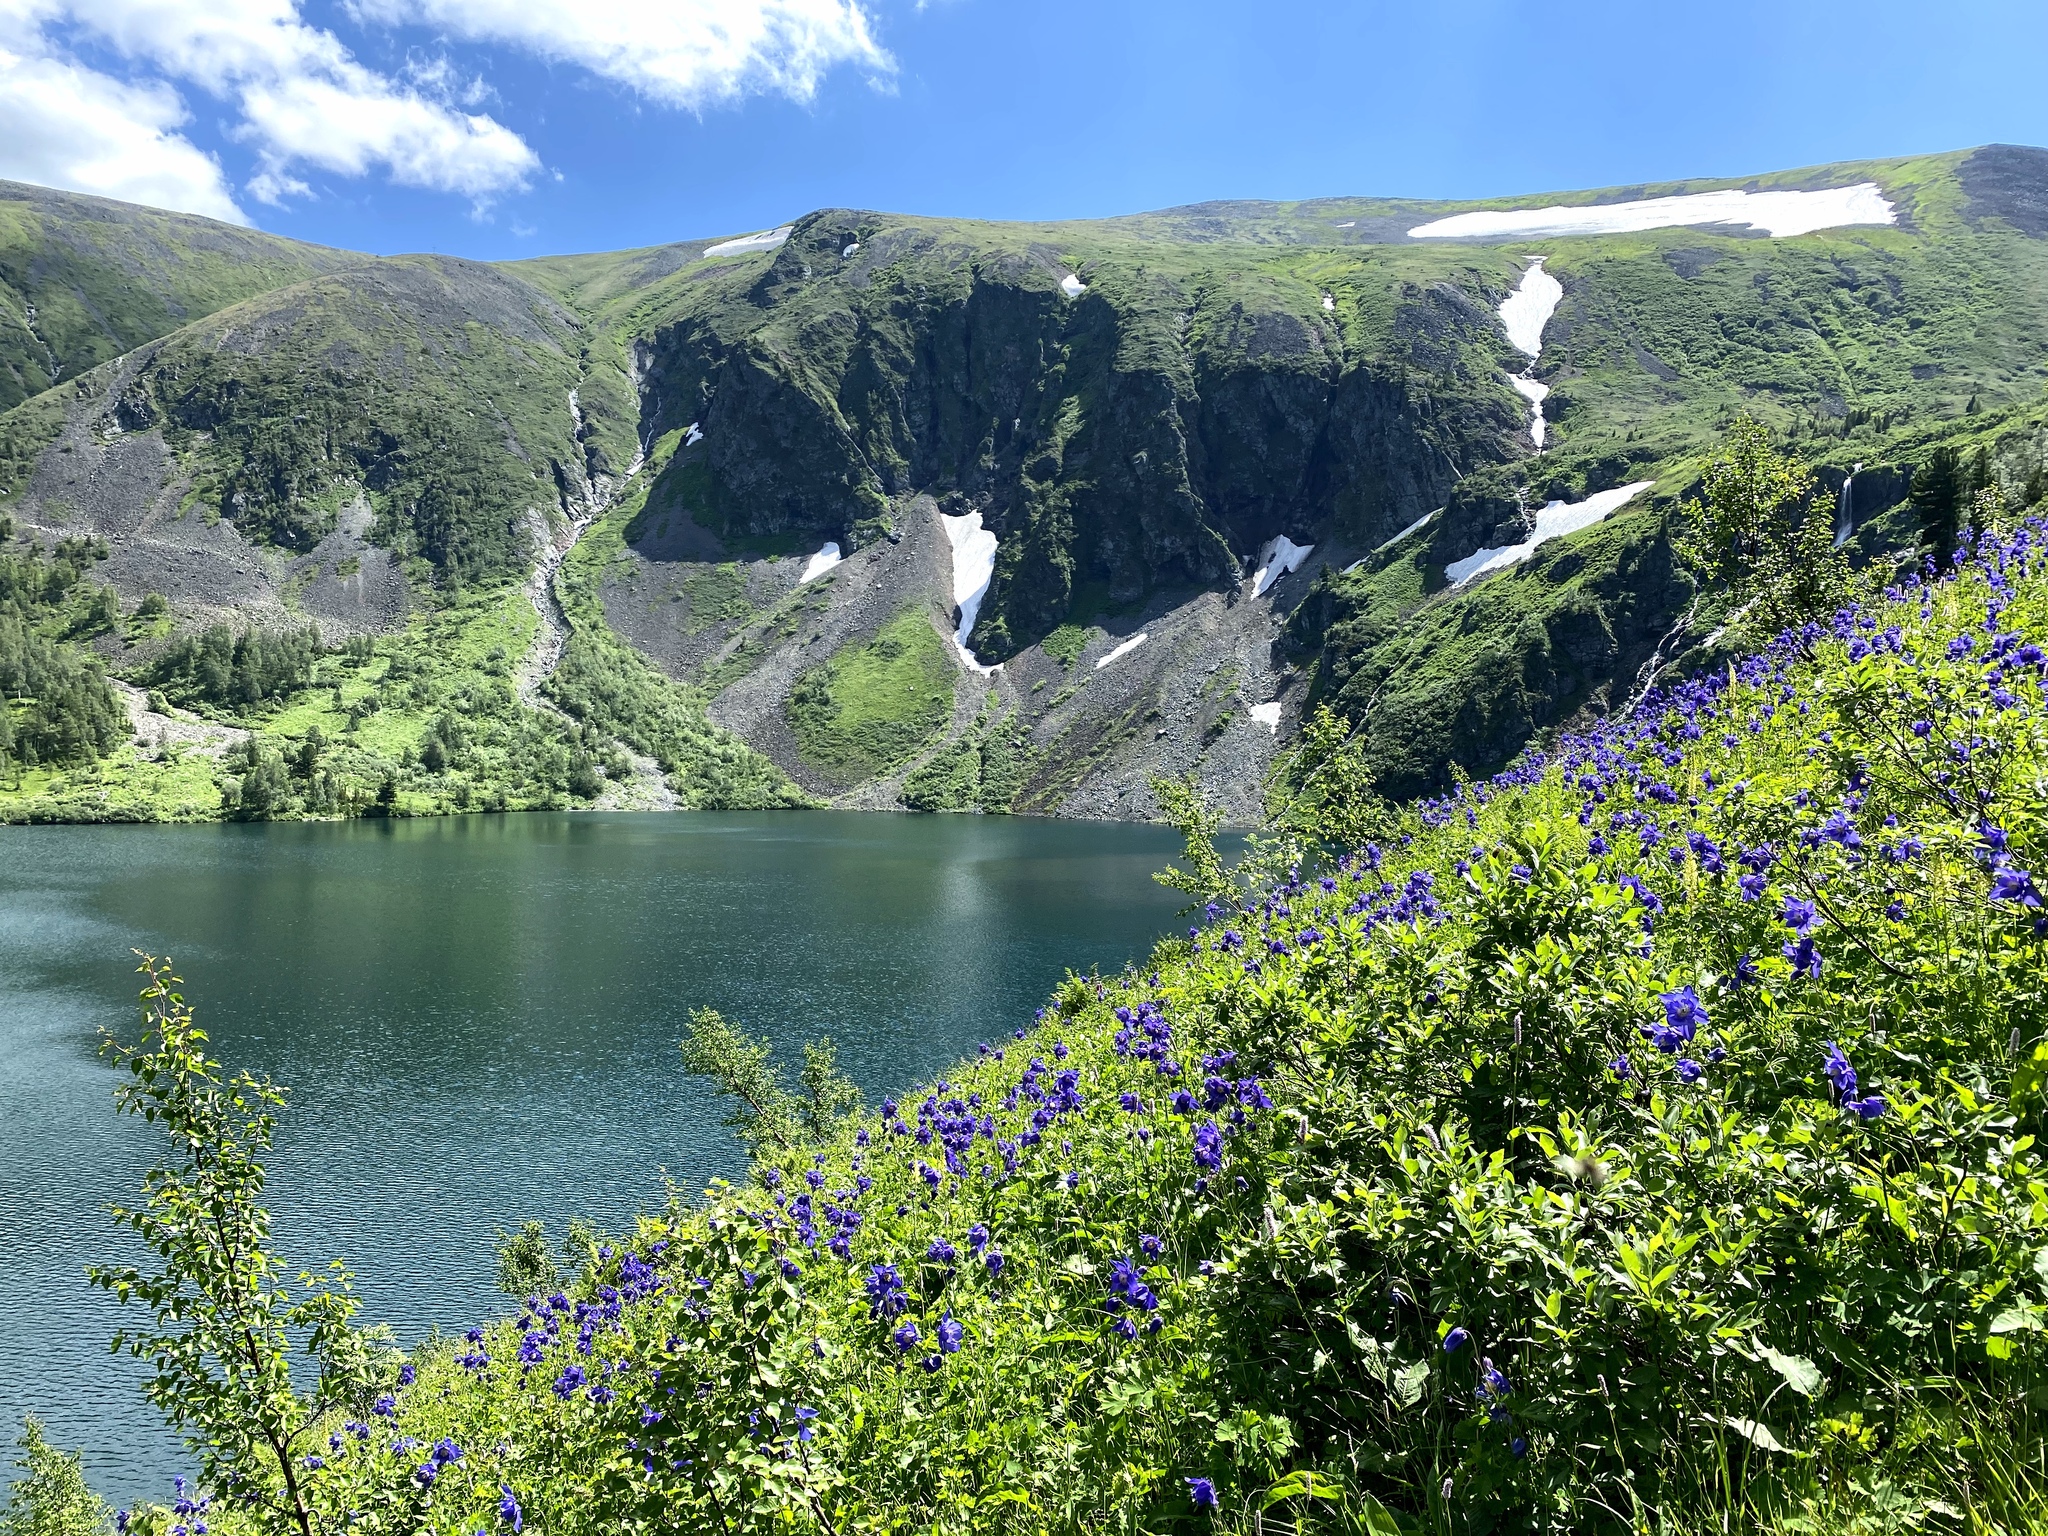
0,811,1192,1503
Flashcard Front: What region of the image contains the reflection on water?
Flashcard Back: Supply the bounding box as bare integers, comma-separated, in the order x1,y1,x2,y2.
0,811,1189,1500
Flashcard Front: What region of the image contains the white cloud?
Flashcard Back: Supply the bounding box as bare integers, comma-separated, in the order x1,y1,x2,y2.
0,0,536,215
0,20,246,220
355,0,893,110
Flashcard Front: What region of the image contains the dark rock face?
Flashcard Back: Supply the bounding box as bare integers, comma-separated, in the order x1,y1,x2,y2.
1959,145,2048,238
636,211,1525,659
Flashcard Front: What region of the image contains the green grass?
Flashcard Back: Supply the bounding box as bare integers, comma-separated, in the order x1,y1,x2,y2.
785,607,956,785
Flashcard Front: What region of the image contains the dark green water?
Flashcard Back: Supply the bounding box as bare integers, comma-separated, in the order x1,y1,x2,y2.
0,812,1190,1502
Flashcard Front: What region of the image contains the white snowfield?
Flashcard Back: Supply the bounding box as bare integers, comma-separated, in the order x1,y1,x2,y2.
1410,183,1895,242
799,542,843,583
1250,535,1314,598
1445,481,1657,586
1059,273,1087,298
1095,633,1148,669
683,421,704,446
704,226,794,258
1498,259,1563,449
940,511,1001,673
1248,702,1283,733
1497,258,1562,357
842,242,860,257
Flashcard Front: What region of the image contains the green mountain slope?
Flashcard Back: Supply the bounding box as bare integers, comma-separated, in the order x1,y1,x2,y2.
4,146,2048,823
0,179,365,412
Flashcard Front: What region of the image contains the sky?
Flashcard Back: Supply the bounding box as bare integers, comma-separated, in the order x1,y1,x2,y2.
2,0,2045,261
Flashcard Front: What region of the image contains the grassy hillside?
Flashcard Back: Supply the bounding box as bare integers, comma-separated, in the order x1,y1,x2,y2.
77,512,2048,1535
0,180,364,411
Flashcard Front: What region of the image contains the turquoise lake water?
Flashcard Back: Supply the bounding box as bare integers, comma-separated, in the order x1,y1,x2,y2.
0,811,1191,1501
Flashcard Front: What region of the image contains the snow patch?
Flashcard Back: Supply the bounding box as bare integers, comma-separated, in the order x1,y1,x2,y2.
1250,535,1314,598
1248,702,1282,733
1321,292,1335,311
703,226,793,258
842,242,860,257
1334,221,1355,229
1410,183,1895,242
1444,480,1657,585
1095,632,1148,669
1375,508,1439,554
940,511,1001,673
1498,259,1562,448
683,421,704,447
799,542,842,583
1059,272,1086,298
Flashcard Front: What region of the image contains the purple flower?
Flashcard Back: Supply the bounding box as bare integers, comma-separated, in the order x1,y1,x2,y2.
927,1238,957,1265
1822,1042,1858,1099
936,1314,964,1354
397,1363,416,1387
1187,1477,1218,1510
1848,1094,1889,1120
372,1394,396,1418
1443,1327,1470,1353
1783,935,1822,979
1991,868,2043,907
967,1223,990,1253
893,1320,920,1354
1139,1233,1165,1258
985,1249,1005,1278
1609,1055,1632,1080
1192,1120,1223,1172
552,1366,586,1399
1676,1058,1704,1085
1781,896,1817,935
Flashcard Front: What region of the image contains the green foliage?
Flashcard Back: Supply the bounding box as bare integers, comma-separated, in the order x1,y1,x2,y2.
0,1420,109,1536
90,958,403,1536
494,1222,560,1300
1678,414,1853,632
679,1009,863,1156
0,538,126,771
1912,445,1965,567
148,626,322,713
899,707,1032,812
1149,772,1232,907
784,609,954,785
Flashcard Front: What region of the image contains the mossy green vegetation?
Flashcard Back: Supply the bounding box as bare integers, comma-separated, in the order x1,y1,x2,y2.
92,516,2048,1533
785,607,955,785
900,703,1034,812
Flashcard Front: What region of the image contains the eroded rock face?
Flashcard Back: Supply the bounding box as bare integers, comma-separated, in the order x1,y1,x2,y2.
634,210,1525,662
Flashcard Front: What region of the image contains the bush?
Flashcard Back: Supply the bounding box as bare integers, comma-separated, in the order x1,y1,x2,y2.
0,1419,109,1536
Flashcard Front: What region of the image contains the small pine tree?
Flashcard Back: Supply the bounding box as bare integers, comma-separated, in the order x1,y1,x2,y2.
1677,415,1853,633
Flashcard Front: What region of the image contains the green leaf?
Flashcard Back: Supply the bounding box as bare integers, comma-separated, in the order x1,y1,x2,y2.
1392,1359,1429,1409
1262,1469,1341,1508
1989,1306,2042,1335
1724,1416,1788,1452
1760,1344,1822,1397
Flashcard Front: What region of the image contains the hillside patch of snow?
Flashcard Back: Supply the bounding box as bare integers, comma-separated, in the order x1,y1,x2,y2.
940,511,1001,673
1248,702,1282,733
1321,292,1335,311
1376,508,1439,554
1497,257,1562,357
1095,633,1148,669
1410,183,1895,242
1445,480,1656,585
1510,374,1552,448
683,421,703,447
799,542,843,583
1059,273,1086,298
1250,535,1314,597
704,227,793,258
842,242,860,257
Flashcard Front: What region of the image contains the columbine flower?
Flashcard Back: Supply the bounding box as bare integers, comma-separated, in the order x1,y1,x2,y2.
936,1315,965,1354
985,1250,1005,1278
552,1365,586,1399
1139,1233,1165,1257
1781,896,1817,935
1187,1476,1218,1510
1782,935,1822,979
1991,868,2043,907
927,1238,957,1265
1192,1121,1223,1172
1676,1058,1704,1085
397,1364,416,1387
372,1394,397,1418
893,1320,920,1354
1443,1327,1470,1353
793,1406,818,1443
1821,1042,1858,1099
1848,1094,1889,1120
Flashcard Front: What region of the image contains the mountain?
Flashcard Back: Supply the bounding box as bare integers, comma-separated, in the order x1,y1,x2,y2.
3,146,2047,823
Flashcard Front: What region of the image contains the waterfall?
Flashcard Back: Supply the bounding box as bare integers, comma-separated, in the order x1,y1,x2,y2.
1835,463,1860,548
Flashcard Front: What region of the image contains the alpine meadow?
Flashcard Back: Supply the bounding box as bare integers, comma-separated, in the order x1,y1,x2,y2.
4,133,2048,1535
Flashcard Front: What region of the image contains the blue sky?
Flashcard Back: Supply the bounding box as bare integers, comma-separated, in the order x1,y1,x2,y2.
3,0,2045,259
